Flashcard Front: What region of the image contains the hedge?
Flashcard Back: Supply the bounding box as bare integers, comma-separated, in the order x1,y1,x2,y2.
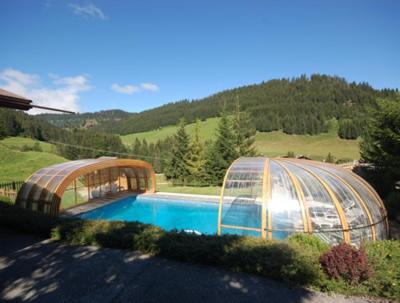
0,201,399,300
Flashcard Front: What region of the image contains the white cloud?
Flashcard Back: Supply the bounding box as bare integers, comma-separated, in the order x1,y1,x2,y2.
111,82,159,95
69,3,106,20
111,83,140,95
140,83,159,91
0,68,91,114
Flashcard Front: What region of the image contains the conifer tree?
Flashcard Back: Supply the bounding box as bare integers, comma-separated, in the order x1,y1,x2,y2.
204,106,237,185
132,138,142,156
164,118,191,184
232,98,256,156
188,119,206,183
325,152,335,163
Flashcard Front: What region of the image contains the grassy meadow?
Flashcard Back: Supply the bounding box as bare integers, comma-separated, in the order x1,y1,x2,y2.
121,117,360,161
120,117,219,145
0,138,67,183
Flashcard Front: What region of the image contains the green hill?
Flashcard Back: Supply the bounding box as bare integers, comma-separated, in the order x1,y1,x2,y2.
0,138,67,182
37,75,397,138
121,117,219,145
1,137,56,153
120,118,360,161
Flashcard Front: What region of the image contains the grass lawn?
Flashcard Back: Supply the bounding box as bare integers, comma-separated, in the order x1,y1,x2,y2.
0,137,56,153
120,117,220,145
120,118,360,161
156,174,220,196
0,141,67,183
255,130,360,161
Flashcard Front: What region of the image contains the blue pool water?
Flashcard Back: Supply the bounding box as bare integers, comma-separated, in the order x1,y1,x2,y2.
79,195,220,235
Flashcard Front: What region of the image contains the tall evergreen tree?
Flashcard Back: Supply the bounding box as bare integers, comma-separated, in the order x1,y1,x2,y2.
204,106,237,185
132,138,142,156
164,118,191,184
361,98,400,173
188,119,206,183
232,98,256,156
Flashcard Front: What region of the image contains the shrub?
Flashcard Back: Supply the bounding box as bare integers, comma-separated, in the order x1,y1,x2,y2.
384,191,400,220
0,195,12,204
365,241,400,299
0,201,60,237
320,243,372,284
288,233,330,255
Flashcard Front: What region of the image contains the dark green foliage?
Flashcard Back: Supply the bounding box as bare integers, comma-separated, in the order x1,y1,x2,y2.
0,108,127,161
37,109,132,129
287,233,330,256
0,201,61,237
360,98,400,203
364,240,400,299
232,99,256,156
187,119,207,183
361,98,400,169
204,107,238,185
164,119,192,184
320,243,372,284
384,191,400,220
325,152,335,163
63,75,398,137
286,151,295,158
338,119,363,139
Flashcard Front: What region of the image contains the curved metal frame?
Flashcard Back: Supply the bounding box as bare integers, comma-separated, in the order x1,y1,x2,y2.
16,158,156,215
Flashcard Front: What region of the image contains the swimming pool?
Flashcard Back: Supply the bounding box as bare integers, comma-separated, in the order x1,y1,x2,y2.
78,195,220,235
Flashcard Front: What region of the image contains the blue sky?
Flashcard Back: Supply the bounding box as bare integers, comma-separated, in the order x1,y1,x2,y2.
0,0,399,114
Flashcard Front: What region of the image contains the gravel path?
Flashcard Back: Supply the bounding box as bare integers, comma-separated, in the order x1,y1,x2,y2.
0,228,382,303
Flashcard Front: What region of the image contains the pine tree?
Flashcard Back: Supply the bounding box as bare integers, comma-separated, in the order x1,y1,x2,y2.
325,152,335,163
204,106,237,185
164,118,191,184
188,119,206,183
132,138,142,156
361,98,400,170
232,98,256,156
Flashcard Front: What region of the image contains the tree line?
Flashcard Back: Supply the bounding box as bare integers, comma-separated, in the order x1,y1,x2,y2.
0,108,126,160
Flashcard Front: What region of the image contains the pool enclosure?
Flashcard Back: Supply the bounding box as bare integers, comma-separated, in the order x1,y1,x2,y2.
218,157,388,245
16,157,156,215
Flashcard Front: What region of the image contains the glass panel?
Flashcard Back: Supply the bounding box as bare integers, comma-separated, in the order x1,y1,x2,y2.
221,158,264,232
269,161,303,238
314,164,385,226
281,161,344,245
61,188,76,209
220,226,261,237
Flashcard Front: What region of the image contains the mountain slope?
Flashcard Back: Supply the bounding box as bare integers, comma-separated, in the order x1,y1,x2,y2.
90,74,397,135
37,109,133,129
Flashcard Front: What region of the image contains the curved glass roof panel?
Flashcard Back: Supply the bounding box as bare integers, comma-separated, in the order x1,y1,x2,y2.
16,158,156,215
218,157,388,245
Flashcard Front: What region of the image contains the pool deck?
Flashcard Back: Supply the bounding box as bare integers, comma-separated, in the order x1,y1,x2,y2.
62,191,220,217
0,227,376,303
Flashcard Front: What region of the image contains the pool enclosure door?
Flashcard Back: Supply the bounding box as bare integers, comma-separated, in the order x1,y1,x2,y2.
218,158,268,238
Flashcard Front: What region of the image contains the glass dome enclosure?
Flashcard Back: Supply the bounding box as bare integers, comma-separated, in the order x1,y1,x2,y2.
16,157,156,216
218,157,388,245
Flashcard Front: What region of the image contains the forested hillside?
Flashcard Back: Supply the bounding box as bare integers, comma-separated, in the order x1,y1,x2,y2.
37,109,132,129
0,108,126,160
59,74,396,137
